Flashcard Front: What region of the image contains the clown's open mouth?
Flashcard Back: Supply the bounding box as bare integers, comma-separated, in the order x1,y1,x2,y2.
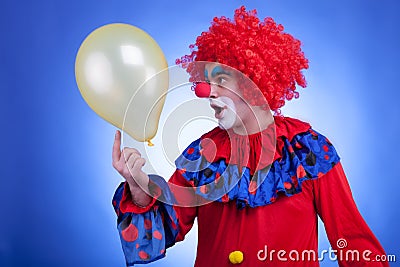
210,101,226,119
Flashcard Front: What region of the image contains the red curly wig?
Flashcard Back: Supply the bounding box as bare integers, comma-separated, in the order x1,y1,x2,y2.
176,6,309,112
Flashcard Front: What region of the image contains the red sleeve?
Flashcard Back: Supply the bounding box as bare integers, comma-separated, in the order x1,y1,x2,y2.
168,170,198,242
119,179,162,214
314,162,389,266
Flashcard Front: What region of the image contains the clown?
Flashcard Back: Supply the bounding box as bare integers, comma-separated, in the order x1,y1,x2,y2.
111,6,388,266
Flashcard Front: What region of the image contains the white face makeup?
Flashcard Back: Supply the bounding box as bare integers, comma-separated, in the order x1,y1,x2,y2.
209,96,237,130
204,63,247,131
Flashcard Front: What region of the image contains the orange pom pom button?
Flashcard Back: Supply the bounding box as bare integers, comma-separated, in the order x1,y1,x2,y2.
229,250,244,264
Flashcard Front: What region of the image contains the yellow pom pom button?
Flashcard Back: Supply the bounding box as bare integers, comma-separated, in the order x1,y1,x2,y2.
229,250,244,264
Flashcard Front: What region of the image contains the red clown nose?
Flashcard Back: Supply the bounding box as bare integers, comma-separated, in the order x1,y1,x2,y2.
194,82,211,98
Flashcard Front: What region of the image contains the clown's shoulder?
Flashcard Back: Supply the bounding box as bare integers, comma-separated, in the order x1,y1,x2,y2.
174,116,341,209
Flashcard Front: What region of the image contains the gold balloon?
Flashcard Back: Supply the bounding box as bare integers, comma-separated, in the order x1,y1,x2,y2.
75,23,168,142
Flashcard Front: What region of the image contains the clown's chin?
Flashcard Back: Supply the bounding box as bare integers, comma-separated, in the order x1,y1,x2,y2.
218,109,236,130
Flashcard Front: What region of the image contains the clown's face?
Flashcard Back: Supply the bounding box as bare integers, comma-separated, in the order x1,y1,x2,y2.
204,63,255,133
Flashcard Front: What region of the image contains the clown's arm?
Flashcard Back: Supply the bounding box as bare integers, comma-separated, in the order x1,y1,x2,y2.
111,131,197,265
314,162,389,267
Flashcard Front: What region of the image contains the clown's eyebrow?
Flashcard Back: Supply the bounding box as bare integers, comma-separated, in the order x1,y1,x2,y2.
204,69,209,81
211,66,231,78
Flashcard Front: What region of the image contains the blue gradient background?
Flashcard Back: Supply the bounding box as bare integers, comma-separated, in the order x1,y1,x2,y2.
1,0,399,266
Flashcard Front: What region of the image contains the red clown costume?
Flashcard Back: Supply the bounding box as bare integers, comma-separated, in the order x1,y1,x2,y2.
112,6,388,267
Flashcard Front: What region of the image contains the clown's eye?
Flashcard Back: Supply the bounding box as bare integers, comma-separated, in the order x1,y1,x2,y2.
217,77,227,85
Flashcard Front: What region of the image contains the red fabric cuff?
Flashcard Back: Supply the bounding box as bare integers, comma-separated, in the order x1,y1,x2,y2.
119,180,162,214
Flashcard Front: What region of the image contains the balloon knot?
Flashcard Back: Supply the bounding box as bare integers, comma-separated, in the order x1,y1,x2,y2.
146,139,154,146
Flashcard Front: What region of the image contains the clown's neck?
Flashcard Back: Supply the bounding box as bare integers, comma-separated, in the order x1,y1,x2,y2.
231,107,274,136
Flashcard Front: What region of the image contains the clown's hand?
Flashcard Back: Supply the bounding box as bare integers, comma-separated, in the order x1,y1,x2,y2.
112,130,152,207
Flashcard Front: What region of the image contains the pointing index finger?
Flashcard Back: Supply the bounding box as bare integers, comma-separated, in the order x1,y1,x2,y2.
112,130,122,163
